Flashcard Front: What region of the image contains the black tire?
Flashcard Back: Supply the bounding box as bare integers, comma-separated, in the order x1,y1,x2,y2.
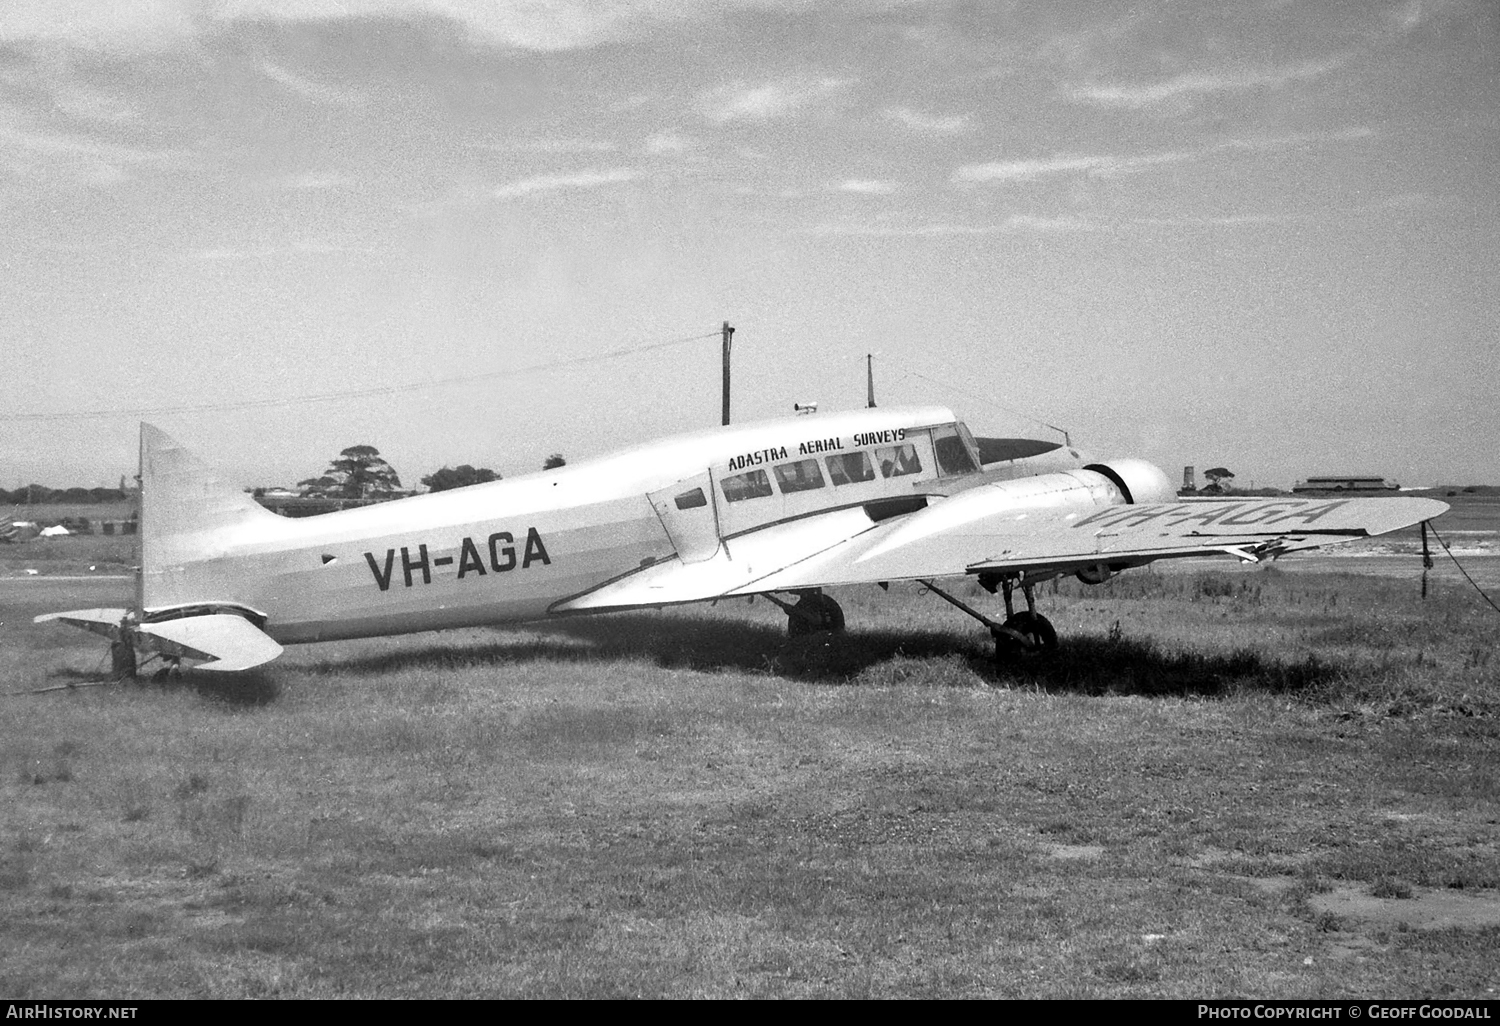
788,593,845,636
996,612,1058,654
818,594,846,633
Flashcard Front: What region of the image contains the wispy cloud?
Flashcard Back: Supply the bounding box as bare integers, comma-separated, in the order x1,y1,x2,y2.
1386,0,1425,34
491,167,639,199
50,81,140,126
0,1,693,52
955,154,1116,184
806,214,1094,237
261,63,364,106
1120,190,1432,230
0,106,189,184
0,2,198,49
700,77,851,123
644,131,696,154
833,179,899,195
488,138,620,154
1064,59,1345,109
182,240,373,261
883,106,970,136
955,128,1375,184
275,172,356,191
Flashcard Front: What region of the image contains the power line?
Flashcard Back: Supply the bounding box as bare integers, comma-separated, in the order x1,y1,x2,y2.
3,330,720,423
895,368,1074,444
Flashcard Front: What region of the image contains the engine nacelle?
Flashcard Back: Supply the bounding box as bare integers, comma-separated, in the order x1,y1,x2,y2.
1081,459,1176,505
858,457,1177,565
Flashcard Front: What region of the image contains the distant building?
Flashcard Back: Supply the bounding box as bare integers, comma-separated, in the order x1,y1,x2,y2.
1292,475,1400,494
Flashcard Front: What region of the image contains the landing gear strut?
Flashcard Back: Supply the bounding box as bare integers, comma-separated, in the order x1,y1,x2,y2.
766,590,846,637
922,574,1058,660
988,575,1058,655
110,639,137,680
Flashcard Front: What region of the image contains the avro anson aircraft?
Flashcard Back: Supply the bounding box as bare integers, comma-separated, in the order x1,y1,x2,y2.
39,408,1447,674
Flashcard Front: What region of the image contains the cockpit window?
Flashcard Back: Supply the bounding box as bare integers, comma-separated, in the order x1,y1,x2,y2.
825,451,875,486
673,487,707,510
876,444,921,479
721,469,773,503
932,425,978,476
774,459,825,494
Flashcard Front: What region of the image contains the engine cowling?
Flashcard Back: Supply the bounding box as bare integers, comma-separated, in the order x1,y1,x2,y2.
1081,459,1176,505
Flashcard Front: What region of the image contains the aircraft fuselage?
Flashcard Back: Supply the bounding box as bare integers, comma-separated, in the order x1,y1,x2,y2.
141,406,1092,645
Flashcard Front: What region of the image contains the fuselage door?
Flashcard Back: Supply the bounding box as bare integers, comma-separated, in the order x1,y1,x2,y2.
648,471,723,564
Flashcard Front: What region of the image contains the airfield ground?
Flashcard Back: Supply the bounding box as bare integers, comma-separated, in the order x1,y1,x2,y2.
0,501,1497,998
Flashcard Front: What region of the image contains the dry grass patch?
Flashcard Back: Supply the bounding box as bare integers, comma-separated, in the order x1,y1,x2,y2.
2,568,1497,996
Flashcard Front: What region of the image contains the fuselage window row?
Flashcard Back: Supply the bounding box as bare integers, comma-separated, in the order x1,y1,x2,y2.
721,441,929,503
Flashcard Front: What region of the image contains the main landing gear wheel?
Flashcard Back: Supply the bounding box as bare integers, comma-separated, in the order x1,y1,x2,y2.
917,576,1060,662
993,611,1057,657
787,592,846,637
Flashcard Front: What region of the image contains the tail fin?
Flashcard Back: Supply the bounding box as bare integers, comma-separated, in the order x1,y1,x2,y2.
139,423,290,612
34,426,290,674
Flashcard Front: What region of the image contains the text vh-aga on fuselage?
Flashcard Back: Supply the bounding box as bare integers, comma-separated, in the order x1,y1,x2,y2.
37,405,1448,672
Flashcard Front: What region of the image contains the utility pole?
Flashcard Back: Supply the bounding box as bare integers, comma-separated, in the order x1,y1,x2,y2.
866,353,876,408
721,321,735,426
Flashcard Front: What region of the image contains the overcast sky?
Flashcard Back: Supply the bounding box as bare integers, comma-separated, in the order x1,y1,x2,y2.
2,0,1496,492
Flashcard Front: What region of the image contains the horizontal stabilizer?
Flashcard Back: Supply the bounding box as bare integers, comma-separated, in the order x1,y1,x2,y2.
136,614,284,672
33,608,133,642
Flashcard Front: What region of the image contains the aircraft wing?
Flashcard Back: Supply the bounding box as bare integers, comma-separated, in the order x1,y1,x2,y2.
559,495,1449,610
742,494,1451,591
135,614,284,672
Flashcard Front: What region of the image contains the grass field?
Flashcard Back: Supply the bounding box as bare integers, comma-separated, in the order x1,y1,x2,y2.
2,561,1498,998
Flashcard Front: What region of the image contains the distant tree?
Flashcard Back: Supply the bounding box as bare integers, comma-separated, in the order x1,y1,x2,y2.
542,454,566,471
298,445,402,499
421,464,500,493
1202,467,1235,493
12,485,54,504
296,475,340,497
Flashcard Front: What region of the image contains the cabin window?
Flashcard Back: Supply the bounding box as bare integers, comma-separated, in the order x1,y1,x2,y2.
674,487,707,510
932,426,978,476
774,458,825,494
721,469,773,503
825,451,875,486
876,444,922,479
